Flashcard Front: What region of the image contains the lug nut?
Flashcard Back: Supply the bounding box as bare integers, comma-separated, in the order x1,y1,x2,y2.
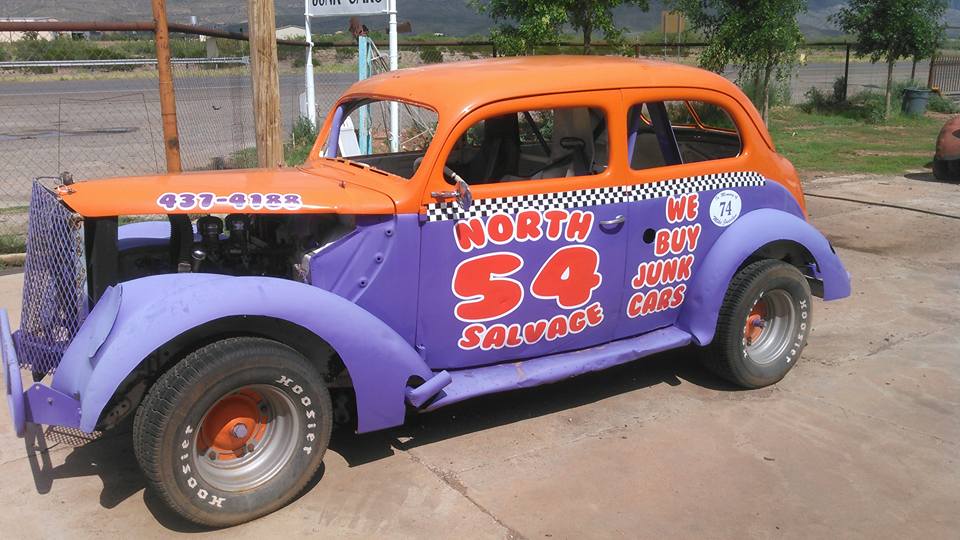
232,423,249,439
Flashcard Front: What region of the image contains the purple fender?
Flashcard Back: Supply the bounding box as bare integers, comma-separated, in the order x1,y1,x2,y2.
51,273,435,433
676,208,851,346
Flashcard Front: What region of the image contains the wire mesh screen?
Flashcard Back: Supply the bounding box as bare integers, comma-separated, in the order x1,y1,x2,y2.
17,180,88,374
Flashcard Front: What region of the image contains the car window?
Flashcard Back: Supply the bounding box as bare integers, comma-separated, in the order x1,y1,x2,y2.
445,106,608,185
627,100,741,170
325,99,438,179
667,100,741,163
627,103,670,170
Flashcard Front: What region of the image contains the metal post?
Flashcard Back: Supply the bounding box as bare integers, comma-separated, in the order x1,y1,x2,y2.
358,35,370,154
843,43,851,102
151,0,181,173
303,0,316,127
388,0,399,152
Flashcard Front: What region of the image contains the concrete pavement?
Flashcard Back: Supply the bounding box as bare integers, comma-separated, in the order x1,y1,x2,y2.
0,172,957,539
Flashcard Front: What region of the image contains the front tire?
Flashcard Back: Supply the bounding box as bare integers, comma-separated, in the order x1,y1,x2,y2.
701,259,812,388
133,337,332,527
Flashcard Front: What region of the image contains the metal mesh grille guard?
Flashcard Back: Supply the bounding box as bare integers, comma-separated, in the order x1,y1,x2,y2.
18,180,89,374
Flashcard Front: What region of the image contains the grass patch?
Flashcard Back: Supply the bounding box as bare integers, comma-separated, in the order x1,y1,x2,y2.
0,235,26,255
769,106,942,175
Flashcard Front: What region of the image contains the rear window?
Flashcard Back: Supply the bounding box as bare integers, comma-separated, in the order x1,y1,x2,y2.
627,100,742,170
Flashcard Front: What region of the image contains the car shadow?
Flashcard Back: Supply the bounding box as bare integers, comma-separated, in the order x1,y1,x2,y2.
329,346,741,467
21,346,738,531
904,171,954,184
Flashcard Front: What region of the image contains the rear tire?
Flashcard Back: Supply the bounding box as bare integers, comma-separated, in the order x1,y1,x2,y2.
133,337,332,527
701,259,812,388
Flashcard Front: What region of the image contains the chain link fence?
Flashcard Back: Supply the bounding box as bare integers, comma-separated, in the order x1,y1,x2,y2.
0,32,944,250
0,34,317,247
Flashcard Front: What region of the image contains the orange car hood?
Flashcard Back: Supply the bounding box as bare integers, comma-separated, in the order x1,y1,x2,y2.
58,160,398,217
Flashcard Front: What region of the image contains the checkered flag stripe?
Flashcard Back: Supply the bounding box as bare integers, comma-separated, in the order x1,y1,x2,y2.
426,171,766,222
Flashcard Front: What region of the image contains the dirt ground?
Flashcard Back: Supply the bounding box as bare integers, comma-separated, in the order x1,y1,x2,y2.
0,172,957,539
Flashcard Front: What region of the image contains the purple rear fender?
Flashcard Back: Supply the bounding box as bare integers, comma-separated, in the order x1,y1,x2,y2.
51,274,433,433
676,208,851,346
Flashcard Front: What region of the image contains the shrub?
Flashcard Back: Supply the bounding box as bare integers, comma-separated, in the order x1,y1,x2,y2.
847,90,887,124
928,93,960,114
418,46,443,64
740,77,792,109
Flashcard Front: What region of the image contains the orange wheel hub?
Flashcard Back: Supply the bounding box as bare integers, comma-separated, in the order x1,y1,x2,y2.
744,301,768,345
198,389,268,459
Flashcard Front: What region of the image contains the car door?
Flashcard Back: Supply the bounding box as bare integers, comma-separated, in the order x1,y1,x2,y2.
416,91,631,370
613,89,756,340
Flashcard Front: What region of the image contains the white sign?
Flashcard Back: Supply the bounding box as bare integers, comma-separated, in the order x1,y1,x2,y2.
709,190,742,227
307,0,386,18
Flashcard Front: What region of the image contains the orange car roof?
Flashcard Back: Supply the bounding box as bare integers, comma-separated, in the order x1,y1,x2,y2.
343,55,748,119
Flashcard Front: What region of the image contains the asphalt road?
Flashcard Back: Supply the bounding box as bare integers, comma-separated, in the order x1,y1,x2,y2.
0,171,957,538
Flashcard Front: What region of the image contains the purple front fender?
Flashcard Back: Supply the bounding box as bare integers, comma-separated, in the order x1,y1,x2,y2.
51,274,434,433
676,208,851,346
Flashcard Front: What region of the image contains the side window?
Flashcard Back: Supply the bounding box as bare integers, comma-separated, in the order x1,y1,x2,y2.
627,103,669,170
668,100,741,163
446,107,608,185
626,99,741,170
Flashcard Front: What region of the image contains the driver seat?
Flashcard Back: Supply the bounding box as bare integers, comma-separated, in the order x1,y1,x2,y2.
539,108,596,178
464,114,520,183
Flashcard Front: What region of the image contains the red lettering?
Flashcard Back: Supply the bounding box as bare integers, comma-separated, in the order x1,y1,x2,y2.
481,324,507,350
670,284,686,308
515,211,543,242
546,314,568,340
656,287,673,311
687,194,699,220
565,210,594,242
641,290,659,315
523,319,547,344
654,224,702,256
487,214,513,244
458,324,484,349
569,310,587,333
627,292,644,318
586,302,604,326
687,224,701,251
505,324,523,347
677,254,694,281
665,194,700,223
454,218,486,252
531,245,602,309
544,210,569,240
452,252,524,322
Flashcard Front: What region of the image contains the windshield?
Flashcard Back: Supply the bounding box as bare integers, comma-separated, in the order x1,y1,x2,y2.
323,99,438,179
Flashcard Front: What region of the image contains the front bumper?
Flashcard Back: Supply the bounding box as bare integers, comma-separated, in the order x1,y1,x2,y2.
2,309,82,438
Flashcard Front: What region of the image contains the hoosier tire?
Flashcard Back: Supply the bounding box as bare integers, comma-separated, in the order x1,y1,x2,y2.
701,259,812,388
133,337,332,527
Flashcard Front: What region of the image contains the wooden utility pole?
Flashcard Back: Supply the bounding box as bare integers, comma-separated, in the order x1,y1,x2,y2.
151,0,182,173
248,0,284,168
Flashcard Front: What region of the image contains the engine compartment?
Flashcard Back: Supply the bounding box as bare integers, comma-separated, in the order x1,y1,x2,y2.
118,214,355,282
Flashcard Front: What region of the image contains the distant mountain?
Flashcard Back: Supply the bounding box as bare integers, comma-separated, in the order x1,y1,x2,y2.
2,1,959,39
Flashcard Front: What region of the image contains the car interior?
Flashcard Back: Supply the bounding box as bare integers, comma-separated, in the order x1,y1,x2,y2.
336,99,742,184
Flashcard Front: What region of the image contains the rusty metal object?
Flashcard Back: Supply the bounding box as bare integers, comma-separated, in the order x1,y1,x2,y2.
152,0,182,174
933,115,960,182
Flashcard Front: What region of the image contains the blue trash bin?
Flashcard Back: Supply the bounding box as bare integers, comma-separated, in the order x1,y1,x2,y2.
901,88,931,115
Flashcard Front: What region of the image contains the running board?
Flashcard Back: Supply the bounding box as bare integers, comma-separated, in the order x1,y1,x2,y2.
423,326,693,411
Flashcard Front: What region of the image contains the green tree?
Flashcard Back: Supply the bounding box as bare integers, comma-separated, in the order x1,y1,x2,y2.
671,0,805,123
472,0,649,55
831,0,947,118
